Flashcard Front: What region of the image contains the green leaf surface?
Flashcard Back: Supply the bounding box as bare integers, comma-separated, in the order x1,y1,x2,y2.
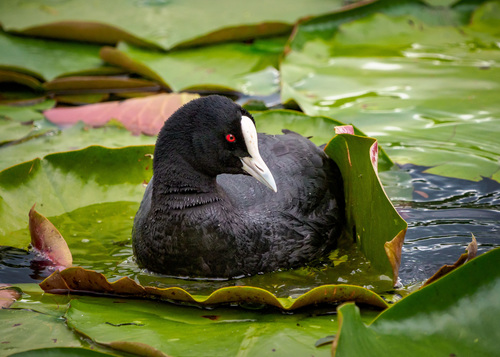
0,122,156,172
333,247,500,357
0,309,84,354
325,134,407,284
289,0,474,51
282,4,500,182
101,39,284,95
252,109,393,170
0,100,57,146
0,0,344,50
0,146,154,242
0,31,106,81
63,295,379,357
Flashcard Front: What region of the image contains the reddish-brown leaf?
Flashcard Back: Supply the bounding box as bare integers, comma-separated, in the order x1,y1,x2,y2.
44,93,199,136
0,284,21,308
29,204,72,271
39,266,388,310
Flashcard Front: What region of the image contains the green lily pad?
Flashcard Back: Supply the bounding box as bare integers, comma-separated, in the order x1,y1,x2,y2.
0,146,154,242
0,0,345,50
289,0,474,51
100,38,285,95
325,134,407,284
0,123,156,173
0,309,84,354
0,100,57,147
282,4,500,182
332,247,500,357
252,109,393,171
63,295,379,357
0,31,108,81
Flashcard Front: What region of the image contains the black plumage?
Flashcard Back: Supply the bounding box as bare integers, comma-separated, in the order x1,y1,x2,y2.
132,95,344,278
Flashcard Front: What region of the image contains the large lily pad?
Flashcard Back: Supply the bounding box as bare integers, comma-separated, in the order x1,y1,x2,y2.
100,38,285,95
282,3,500,182
4,283,380,356
0,146,153,241
0,122,156,172
63,295,378,357
0,31,110,82
0,0,346,50
332,247,500,356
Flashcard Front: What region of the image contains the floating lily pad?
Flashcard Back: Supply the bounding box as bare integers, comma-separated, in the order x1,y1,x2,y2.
289,0,474,51
63,295,378,357
332,247,500,357
0,146,154,241
282,4,500,182
0,31,109,81
0,309,84,354
44,93,199,135
0,100,57,147
100,38,285,95
0,0,345,50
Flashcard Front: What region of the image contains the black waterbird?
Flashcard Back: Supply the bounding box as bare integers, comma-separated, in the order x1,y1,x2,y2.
132,95,344,277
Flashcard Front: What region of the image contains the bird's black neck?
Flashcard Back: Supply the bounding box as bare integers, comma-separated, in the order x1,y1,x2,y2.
151,152,225,210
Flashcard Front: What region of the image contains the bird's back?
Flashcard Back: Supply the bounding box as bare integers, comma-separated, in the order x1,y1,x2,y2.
217,130,344,270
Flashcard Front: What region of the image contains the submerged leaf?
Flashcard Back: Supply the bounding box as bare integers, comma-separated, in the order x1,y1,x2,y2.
29,205,73,270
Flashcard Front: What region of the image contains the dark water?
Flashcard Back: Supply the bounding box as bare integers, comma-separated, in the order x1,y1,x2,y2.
1,163,499,294
396,164,500,286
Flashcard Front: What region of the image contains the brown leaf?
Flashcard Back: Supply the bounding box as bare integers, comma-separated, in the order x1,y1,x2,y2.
384,229,406,286
43,93,199,136
0,284,22,308
0,69,44,91
423,234,478,287
39,266,388,310
29,204,72,271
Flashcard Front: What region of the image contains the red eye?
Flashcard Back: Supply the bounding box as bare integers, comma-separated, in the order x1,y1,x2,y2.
226,134,236,143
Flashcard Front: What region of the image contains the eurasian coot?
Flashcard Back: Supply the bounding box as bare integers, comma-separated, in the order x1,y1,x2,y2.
132,95,344,277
